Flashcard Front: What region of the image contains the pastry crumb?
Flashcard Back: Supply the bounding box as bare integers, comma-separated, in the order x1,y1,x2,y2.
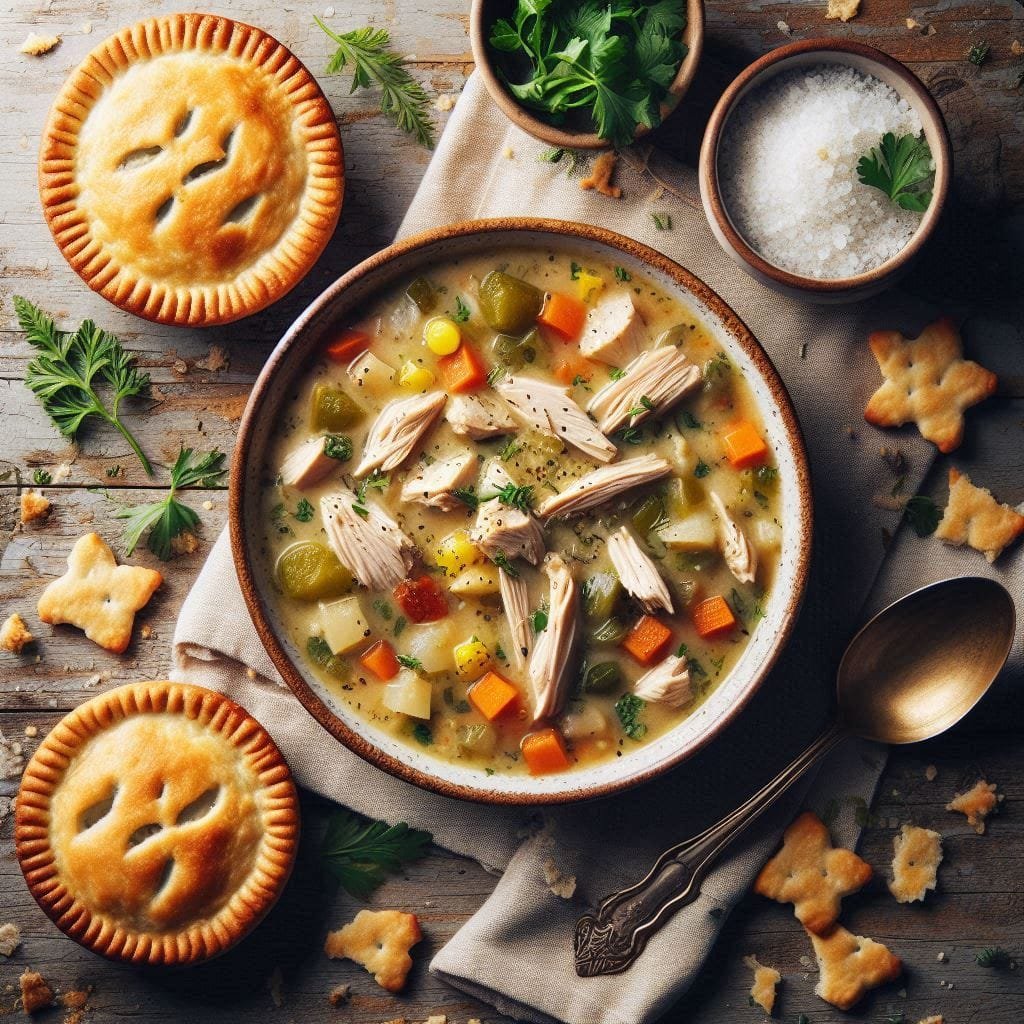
889,824,943,903
1,614,34,654
425,1016,448,1024
1012,39,1023,56
21,490,51,524
777,19,792,35
433,93,457,112
327,983,350,1006
202,500,214,511
918,1016,944,1024
170,531,200,555
501,146,514,160
744,955,781,1012
195,345,230,372
542,856,577,899
19,969,54,1013
61,986,92,1010
581,152,621,198
324,909,421,992
139,624,152,640
20,32,61,55
925,764,938,781
826,0,860,21
24,725,38,738
0,922,22,957
946,779,1001,833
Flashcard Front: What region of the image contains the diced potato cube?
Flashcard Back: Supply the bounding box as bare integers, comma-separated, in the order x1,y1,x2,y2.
382,671,433,719
347,350,395,397
753,519,783,551
319,596,370,654
435,530,483,576
560,704,609,740
666,434,697,475
658,513,718,551
449,564,500,597
398,360,436,391
403,621,457,674
454,638,492,679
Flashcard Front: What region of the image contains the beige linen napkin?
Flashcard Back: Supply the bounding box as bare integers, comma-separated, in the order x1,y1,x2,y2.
173,73,1022,1024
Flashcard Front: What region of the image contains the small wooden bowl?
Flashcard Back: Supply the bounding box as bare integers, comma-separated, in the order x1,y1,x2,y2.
470,0,705,150
698,38,952,304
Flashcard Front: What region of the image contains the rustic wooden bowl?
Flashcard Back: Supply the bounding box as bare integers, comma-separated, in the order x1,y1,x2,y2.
230,219,813,806
469,0,705,150
698,38,952,304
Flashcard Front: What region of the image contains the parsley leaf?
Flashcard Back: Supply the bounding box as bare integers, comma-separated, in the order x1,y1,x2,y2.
856,132,934,212
492,551,520,577
16,297,153,475
614,265,631,282
111,448,226,560
453,296,471,322
321,808,432,899
397,654,423,670
967,41,990,67
32,469,52,485
904,494,940,537
651,212,672,230
694,459,711,478
294,498,315,522
324,434,353,461
614,693,647,740
609,367,627,381
412,722,433,745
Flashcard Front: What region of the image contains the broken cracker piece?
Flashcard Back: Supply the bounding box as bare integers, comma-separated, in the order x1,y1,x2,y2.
19,970,55,1014
170,531,200,555
946,779,1001,833
327,983,350,1006
20,32,60,55
744,955,781,1013
20,490,51,524
864,318,997,453
37,533,162,654
0,922,22,957
581,153,622,198
809,924,902,1010
753,811,872,934
889,824,943,903
918,1016,944,1024
542,856,577,899
0,613,34,654
425,1017,448,1024
826,0,860,21
324,909,421,992
61,986,92,1011
935,468,1024,563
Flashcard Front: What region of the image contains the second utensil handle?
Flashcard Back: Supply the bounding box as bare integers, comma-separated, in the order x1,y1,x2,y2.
573,724,845,977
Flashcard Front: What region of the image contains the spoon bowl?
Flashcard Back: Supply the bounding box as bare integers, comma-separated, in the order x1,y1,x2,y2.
837,577,1016,745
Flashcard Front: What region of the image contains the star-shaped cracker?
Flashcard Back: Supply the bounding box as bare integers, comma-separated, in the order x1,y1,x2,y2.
809,923,903,1010
935,468,1024,563
324,909,421,992
864,317,996,453
889,823,943,903
37,533,162,654
753,811,872,934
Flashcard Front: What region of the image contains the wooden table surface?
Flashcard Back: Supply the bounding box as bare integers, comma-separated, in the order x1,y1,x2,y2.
2,0,1023,1021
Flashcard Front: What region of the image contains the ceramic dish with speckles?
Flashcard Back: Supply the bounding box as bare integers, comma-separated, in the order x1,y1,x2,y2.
230,219,812,805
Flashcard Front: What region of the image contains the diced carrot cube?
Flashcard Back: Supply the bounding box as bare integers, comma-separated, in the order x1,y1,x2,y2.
521,727,572,775
325,328,371,364
692,595,737,639
438,343,488,393
537,292,587,342
552,353,596,386
468,670,519,721
621,615,673,665
394,575,448,623
722,421,768,469
359,639,401,681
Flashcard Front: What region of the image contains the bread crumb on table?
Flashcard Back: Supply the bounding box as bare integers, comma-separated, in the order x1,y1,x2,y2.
19,969,55,1014
0,922,22,957
19,32,60,55
946,779,1002,833
21,490,51,524
0,613,34,654
433,93,457,112
580,153,621,198
744,955,781,1012
327,983,350,1006
826,0,861,21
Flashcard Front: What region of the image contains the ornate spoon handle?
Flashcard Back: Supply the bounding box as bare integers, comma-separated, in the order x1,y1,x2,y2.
573,725,845,977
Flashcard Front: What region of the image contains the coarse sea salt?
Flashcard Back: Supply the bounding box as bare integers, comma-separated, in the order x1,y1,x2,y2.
719,65,925,279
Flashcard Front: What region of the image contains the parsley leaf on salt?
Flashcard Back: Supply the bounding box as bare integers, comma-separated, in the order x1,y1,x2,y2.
856,132,934,212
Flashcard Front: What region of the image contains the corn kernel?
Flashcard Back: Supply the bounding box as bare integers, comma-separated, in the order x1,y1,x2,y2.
435,530,483,575
454,638,492,679
577,271,605,303
398,360,436,390
424,316,462,355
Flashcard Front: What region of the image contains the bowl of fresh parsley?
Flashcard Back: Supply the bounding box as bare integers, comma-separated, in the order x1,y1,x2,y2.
470,0,704,150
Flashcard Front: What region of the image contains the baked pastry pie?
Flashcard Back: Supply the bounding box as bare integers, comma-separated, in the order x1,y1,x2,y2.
15,681,299,965
39,14,344,326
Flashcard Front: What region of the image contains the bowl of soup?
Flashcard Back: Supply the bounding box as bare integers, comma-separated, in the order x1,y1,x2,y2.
230,219,812,804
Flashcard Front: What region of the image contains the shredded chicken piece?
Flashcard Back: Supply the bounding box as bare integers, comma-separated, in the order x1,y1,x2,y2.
447,393,516,439
710,491,758,584
495,375,616,463
499,567,532,670
634,654,693,708
606,527,673,613
280,436,338,489
400,452,476,511
536,454,672,519
528,553,579,722
579,291,646,366
470,461,546,565
587,346,701,434
354,392,446,476
321,490,417,591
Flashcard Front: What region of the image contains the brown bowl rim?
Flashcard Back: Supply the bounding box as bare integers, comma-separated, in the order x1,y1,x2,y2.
469,0,705,151
229,217,814,806
698,37,952,294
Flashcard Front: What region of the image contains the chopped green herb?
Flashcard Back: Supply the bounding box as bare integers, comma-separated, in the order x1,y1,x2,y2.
709,655,725,675
393,615,407,638
540,147,566,163
485,766,496,776
306,636,349,679
678,410,701,429
270,503,290,534
105,465,122,478
294,498,315,522
753,490,768,509
856,132,934,212
324,434,353,461
904,494,940,537
976,946,1011,968
356,469,390,504
754,465,778,487
321,808,432,898
397,654,423,670
703,352,731,383
570,261,583,280
651,212,672,230
451,486,479,511
453,296,471,322
609,367,626,381
32,469,52,485
617,426,644,445
531,605,549,633
492,551,520,577
412,722,433,745
614,266,632,282
495,642,508,662
352,503,369,519
614,693,647,740
499,437,523,461
968,41,991,66
694,459,710,479
372,598,393,620
728,587,747,623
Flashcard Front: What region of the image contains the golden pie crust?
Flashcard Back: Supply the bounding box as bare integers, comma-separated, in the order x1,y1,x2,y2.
15,681,299,965
39,14,344,326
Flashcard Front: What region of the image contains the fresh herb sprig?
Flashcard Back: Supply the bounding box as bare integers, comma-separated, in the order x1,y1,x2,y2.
903,494,940,537
112,448,227,559
315,21,436,147
856,132,934,212
976,946,1012,968
15,297,153,475
321,808,433,899
453,482,535,514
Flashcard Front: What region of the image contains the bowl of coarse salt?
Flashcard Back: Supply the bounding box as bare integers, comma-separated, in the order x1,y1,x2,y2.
698,38,951,303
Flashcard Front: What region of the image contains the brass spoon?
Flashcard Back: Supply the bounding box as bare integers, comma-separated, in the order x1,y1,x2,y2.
574,576,1015,977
